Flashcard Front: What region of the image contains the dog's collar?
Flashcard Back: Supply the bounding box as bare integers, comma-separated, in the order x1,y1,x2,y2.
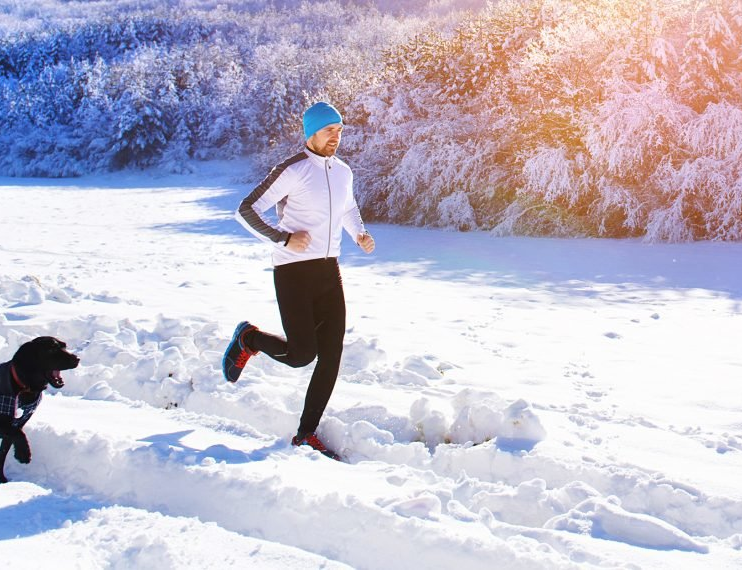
9,363,30,393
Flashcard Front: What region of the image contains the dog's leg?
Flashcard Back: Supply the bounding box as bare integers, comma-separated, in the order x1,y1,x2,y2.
0,437,11,483
12,429,31,464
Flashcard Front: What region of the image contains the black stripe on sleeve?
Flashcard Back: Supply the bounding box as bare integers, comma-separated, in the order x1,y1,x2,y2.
238,152,308,243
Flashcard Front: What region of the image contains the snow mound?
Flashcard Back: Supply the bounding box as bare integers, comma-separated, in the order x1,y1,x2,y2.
1,483,352,570
545,496,709,553
450,390,547,448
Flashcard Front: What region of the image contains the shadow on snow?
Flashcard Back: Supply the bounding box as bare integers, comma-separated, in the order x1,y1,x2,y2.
137,430,286,464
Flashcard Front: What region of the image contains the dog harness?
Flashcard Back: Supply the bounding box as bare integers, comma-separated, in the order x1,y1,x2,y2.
0,362,42,427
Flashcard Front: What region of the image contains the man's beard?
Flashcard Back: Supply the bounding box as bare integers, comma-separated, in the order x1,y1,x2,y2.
309,138,339,157
318,142,338,156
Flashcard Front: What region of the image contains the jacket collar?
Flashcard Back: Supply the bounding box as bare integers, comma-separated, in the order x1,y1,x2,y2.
304,146,336,168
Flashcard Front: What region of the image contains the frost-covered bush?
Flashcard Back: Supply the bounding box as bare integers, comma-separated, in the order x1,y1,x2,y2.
0,1,435,174
348,0,742,241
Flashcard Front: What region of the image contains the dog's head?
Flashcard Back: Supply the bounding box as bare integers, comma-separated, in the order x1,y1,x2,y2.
12,336,80,392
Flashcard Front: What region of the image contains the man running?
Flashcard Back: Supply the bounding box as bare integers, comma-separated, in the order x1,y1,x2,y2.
223,101,375,459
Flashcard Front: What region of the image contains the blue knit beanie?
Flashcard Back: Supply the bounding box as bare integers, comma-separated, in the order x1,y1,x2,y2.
303,102,343,140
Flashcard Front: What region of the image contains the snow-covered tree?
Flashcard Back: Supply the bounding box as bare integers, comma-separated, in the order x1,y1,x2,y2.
160,118,194,174
649,101,742,241
678,0,740,111
108,49,177,168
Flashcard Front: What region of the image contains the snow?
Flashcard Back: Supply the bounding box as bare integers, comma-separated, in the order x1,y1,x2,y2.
1,162,742,569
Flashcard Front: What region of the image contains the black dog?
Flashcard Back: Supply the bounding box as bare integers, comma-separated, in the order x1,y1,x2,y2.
0,336,80,483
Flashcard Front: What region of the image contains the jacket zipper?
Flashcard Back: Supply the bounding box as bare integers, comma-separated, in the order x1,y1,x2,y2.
324,159,332,258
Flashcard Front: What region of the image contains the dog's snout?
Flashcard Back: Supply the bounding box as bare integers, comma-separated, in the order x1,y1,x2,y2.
62,350,80,370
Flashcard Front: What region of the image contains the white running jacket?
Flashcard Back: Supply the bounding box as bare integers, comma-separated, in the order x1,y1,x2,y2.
235,148,366,266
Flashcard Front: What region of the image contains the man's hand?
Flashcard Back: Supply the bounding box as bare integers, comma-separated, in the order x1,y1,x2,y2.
357,232,375,254
286,231,311,252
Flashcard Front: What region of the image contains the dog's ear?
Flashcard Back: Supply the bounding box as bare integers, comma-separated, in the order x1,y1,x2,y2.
12,341,36,369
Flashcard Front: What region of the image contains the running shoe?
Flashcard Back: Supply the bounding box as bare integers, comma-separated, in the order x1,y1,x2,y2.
291,432,341,461
222,321,258,383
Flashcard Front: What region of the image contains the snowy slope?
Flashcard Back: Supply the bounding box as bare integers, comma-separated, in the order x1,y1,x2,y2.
1,163,741,569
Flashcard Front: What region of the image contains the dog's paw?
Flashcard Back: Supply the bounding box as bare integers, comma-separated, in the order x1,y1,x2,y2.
12,431,31,464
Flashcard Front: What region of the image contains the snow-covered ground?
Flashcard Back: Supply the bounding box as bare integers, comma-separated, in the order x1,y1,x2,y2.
1,162,741,569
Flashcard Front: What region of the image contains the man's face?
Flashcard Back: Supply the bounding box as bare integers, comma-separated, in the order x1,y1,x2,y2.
308,124,343,157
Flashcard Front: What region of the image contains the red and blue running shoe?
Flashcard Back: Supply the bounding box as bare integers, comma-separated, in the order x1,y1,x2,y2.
222,321,258,383
291,432,341,461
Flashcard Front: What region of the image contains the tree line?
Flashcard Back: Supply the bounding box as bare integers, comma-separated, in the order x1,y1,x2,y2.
1,0,740,241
